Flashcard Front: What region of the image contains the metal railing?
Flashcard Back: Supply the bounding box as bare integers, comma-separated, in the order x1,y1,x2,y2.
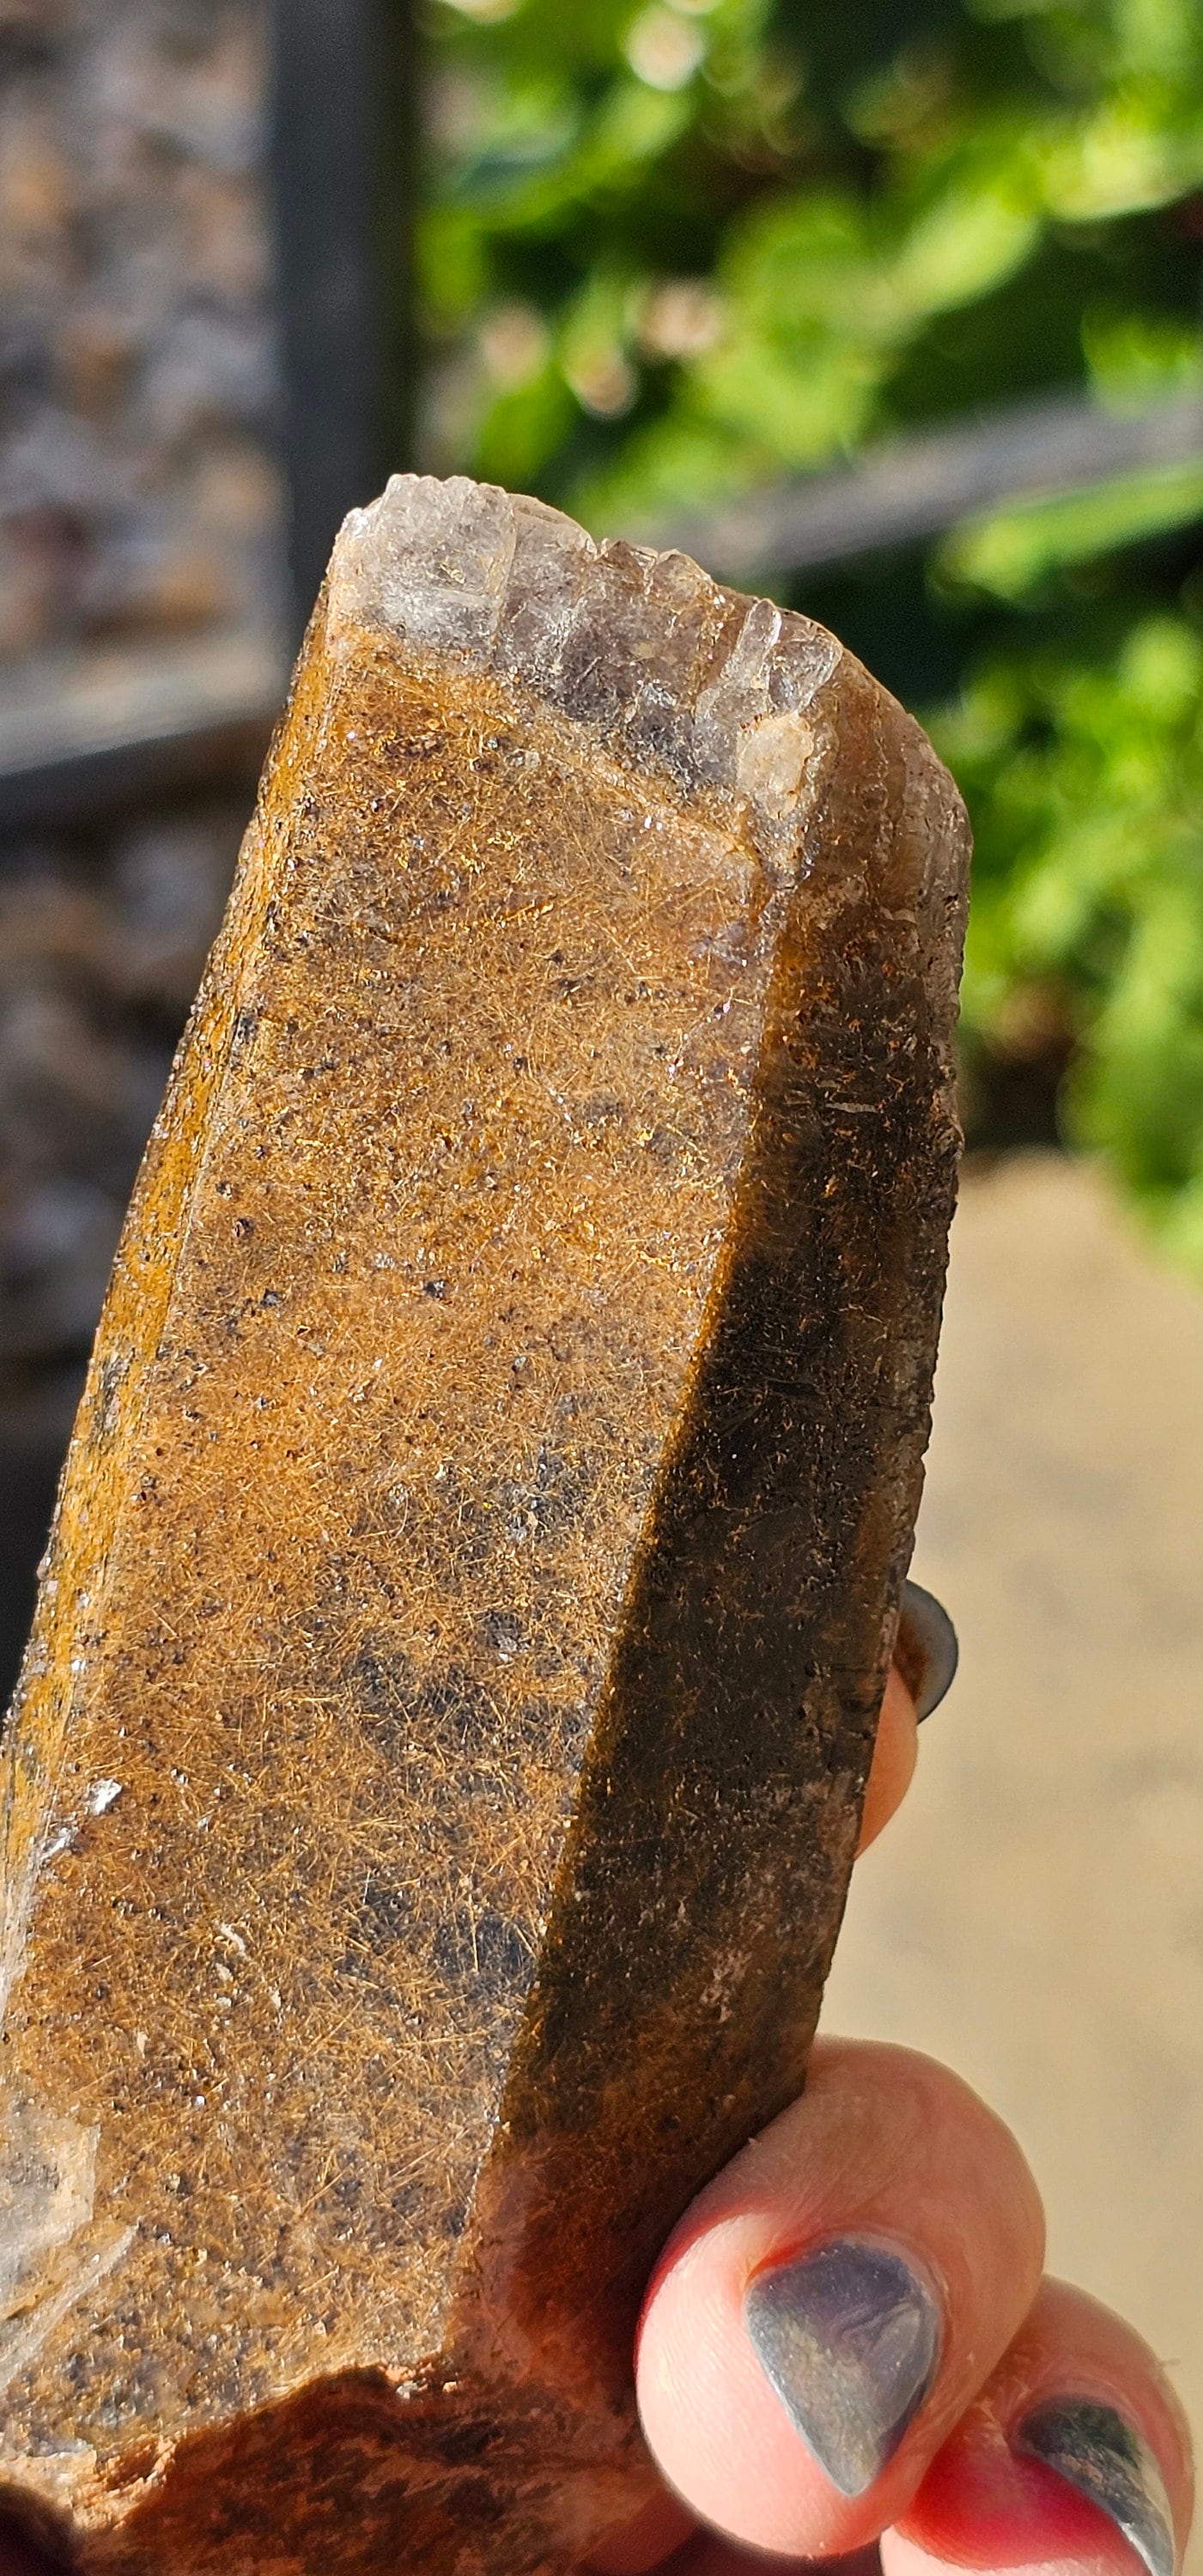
0,629,286,833
651,388,1203,583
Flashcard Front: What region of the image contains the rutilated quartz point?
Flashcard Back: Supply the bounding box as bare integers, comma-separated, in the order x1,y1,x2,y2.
0,478,969,2573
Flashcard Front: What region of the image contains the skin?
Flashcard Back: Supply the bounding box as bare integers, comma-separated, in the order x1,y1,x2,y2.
581,1669,1196,2576
0,1672,1191,2576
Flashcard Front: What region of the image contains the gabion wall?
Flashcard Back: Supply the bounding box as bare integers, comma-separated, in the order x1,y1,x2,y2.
0,0,283,655
1,798,245,1374
0,0,285,1403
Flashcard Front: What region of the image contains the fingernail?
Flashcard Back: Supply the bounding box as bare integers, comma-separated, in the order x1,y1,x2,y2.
1016,2400,1177,2576
744,2238,942,2498
896,1579,958,1722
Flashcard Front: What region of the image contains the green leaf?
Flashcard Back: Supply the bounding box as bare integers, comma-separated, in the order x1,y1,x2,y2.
422,0,1203,1268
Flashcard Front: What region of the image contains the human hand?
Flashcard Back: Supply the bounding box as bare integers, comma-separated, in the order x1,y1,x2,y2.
0,1613,1188,2576
580,1627,1195,2576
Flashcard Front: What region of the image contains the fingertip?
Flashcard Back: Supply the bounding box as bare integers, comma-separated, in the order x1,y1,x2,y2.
858,1667,919,1855
635,2043,1045,2561
885,2281,1193,2576
884,2434,1168,2576
0,2513,67,2576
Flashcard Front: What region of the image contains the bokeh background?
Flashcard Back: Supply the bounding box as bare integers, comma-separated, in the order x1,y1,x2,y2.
1,0,1201,2549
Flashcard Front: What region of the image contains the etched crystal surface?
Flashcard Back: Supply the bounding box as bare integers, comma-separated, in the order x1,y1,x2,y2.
0,478,969,2573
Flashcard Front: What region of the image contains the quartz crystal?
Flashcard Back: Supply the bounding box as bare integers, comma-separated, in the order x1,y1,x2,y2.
0,478,969,2573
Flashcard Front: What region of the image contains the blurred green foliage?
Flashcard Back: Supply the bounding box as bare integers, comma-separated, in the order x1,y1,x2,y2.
420,0,1203,1254
938,617,1203,1256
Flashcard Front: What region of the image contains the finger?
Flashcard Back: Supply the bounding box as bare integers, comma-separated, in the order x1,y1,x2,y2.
684,2546,884,2573
0,2537,42,2576
885,2276,1194,2576
894,1583,958,1726
635,2038,1045,2561
586,1667,920,2576
857,1666,918,1856
861,1571,960,1856
590,1597,958,2566
0,2510,65,2576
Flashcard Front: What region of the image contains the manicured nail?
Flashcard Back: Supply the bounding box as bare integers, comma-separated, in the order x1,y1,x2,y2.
744,2238,942,2497
896,1578,958,1721
1016,2400,1176,2576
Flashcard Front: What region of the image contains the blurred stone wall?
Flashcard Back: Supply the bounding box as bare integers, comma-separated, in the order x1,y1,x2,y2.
0,0,281,1376
0,794,244,1690
1,797,242,1367
0,0,283,1691
0,0,283,653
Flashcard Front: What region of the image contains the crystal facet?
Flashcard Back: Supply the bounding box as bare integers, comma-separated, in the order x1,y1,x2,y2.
0,478,969,2573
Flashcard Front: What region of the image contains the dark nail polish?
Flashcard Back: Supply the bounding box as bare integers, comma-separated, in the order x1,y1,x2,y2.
896,1579,958,1721
1016,2400,1176,2576
744,2238,941,2498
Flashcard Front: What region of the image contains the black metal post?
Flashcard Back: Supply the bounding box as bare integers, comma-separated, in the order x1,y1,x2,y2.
269,0,416,647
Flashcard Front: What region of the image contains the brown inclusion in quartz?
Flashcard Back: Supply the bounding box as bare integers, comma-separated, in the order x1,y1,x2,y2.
0,478,969,2573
